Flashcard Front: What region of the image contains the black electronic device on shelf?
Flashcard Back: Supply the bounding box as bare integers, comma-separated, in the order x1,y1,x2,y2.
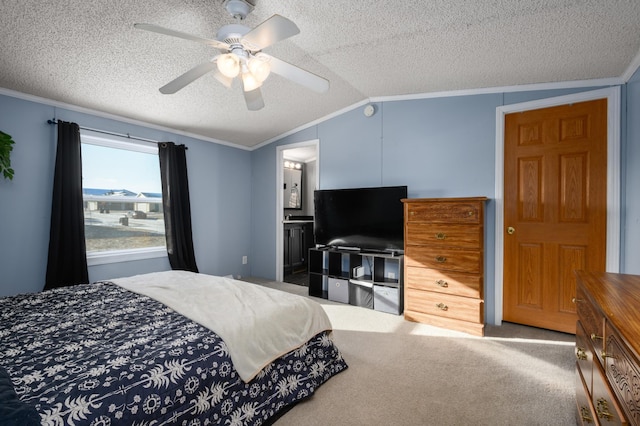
313,185,407,253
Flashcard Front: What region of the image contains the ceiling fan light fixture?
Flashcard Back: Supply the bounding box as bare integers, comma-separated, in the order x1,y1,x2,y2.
248,54,271,82
242,69,261,92
217,53,240,78
135,4,329,110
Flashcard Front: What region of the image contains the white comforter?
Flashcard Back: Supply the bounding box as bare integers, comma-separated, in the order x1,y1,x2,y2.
110,271,332,382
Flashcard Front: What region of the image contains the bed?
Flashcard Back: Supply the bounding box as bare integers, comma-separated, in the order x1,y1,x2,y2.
0,271,347,425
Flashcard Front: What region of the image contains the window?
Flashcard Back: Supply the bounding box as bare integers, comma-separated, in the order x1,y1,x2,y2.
81,131,166,265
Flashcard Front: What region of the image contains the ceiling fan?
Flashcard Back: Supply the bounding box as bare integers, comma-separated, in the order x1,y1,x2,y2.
134,0,329,111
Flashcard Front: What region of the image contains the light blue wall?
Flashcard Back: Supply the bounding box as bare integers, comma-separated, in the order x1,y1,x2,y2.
0,93,252,297
250,85,622,324
4,77,639,312
624,68,640,274
318,106,384,188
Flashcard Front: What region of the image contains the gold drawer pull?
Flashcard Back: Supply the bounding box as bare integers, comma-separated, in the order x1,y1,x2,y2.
435,256,447,263
468,211,473,216
590,333,603,341
579,406,594,423
435,279,448,288
576,347,587,361
435,233,446,240
435,303,448,311
596,398,613,421
571,297,584,303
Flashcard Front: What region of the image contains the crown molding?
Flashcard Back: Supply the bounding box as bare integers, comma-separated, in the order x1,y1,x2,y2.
0,87,249,151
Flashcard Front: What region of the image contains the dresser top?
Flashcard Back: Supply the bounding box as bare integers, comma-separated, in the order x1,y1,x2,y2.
401,196,488,203
575,270,640,360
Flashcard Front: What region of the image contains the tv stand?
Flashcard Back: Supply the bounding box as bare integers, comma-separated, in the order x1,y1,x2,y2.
359,248,403,257
308,247,404,315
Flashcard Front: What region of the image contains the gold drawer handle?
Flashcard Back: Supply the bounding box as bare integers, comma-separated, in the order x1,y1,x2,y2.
435,256,447,263
435,233,446,240
601,350,615,359
468,211,473,216
590,333,603,341
576,347,587,361
435,303,448,311
596,398,613,421
572,297,584,303
435,279,448,288
579,406,594,423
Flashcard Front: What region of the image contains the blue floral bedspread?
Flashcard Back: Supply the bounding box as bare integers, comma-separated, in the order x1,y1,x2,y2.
0,282,347,425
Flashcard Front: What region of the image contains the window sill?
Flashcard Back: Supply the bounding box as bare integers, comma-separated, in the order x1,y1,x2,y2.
87,247,167,266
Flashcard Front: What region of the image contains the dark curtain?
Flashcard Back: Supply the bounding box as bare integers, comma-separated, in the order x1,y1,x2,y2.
44,121,89,290
158,142,199,272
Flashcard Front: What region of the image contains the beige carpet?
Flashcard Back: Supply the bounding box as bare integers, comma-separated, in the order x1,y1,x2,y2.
247,278,577,426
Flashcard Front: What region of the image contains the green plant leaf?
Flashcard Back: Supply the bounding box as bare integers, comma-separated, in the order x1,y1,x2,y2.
0,131,15,180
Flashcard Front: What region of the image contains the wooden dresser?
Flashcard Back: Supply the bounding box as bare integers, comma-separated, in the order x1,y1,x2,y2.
575,270,640,425
402,197,486,336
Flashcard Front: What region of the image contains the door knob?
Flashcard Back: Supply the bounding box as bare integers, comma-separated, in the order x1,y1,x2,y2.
507,226,515,235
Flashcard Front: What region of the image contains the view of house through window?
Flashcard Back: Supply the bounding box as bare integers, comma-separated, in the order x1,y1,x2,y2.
81,133,165,254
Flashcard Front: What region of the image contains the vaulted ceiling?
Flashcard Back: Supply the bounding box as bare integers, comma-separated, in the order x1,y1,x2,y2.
1,1,639,148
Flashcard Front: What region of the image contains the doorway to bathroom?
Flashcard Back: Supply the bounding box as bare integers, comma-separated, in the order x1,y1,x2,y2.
276,140,319,286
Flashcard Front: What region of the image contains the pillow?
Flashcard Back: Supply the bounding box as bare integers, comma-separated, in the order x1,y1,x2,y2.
0,367,40,426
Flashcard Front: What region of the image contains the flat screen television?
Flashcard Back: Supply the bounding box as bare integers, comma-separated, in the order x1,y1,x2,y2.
313,185,407,253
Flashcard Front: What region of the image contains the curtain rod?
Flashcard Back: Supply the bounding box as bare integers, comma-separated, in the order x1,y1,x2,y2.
47,118,161,145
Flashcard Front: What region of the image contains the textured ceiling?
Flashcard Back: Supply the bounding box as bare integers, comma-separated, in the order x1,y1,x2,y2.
1,1,639,148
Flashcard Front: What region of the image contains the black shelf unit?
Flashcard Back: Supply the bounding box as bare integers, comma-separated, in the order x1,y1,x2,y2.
308,247,404,314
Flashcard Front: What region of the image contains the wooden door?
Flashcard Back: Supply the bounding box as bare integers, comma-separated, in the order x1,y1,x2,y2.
503,99,607,334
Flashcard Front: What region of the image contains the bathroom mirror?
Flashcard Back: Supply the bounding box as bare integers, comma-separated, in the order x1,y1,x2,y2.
283,166,302,209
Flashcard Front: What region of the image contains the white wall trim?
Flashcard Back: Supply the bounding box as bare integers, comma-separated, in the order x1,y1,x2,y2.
81,131,158,154
87,246,167,266
0,87,250,151
258,78,622,151
3,74,631,153
622,48,640,82
372,77,622,103
275,139,320,282
493,86,621,325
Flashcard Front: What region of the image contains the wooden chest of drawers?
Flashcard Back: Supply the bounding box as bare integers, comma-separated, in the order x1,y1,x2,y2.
402,197,487,336
575,271,640,426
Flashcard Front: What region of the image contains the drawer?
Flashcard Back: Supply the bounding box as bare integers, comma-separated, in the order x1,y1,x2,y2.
576,365,597,426
405,246,481,274
592,360,628,425
405,267,481,299
605,321,640,425
405,288,483,323
576,321,594,395
405,223,482,249
406,201,482,224
576,285,606,366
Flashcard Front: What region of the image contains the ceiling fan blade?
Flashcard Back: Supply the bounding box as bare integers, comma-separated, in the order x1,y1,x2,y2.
243,87,265,111
242,15,300,50
159,61,218,94
266,55,329,93
134,23,229,50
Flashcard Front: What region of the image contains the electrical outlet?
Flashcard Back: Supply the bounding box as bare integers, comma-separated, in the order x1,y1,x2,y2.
388,272,395,279
242,256,248,265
